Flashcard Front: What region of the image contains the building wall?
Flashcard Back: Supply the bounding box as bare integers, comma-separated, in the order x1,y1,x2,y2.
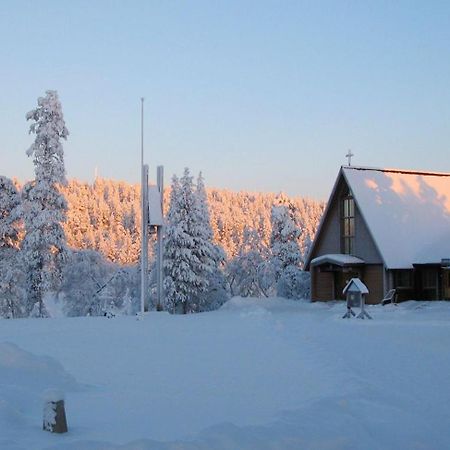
308,172,387,304
311,264,384,304
310,182,342,258
311,268,334,301
363,264,385,304
309,177,383,265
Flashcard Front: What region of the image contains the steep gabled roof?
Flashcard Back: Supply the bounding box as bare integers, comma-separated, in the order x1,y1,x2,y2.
305,166,450,269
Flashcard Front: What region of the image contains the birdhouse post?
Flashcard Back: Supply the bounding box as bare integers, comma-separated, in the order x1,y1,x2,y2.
342,278,372,319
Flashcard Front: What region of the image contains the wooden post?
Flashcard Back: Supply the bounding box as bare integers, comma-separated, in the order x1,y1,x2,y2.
43,390,68,433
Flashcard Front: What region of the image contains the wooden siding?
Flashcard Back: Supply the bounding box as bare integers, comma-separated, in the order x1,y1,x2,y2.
311,268,334,301
363,264,384,304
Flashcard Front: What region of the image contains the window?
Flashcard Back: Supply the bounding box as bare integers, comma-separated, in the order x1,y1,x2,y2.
422,270,437,289
393,270,412,288
341,190,355,255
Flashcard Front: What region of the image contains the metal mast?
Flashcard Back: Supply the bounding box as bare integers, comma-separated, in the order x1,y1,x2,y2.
156,165,164,310
140,98,148,315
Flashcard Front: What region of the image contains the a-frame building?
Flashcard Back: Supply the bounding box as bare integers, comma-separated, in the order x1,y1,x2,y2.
305,166,450,304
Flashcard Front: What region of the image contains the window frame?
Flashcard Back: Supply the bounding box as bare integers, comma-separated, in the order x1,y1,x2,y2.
341,189,355,255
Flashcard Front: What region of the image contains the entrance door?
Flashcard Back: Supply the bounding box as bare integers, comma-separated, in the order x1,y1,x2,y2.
335,269,361,300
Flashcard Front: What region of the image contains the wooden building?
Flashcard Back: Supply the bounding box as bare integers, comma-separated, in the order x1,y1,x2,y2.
305,166,450,304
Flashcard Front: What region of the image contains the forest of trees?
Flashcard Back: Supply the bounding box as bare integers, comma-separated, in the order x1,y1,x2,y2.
60,178,324,266
3,176,324,316
0,89,325,319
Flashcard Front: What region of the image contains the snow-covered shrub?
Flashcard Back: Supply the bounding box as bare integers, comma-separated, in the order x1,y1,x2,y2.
227,227,275,297
277,266,311,300
60,250,113,316
0,248,26,318
60,249,139,317
101,266,139,315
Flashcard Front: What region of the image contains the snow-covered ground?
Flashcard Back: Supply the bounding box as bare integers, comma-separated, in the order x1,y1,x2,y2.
1,298,450,450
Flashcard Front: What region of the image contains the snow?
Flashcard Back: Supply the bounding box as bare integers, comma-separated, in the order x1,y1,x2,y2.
342,167,450,268
310,254,365,267
343,278,369,294
1,298,450,449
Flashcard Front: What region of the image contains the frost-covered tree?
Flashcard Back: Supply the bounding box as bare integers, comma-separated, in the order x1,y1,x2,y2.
59,250,112,316
227,226,274,298
163,169,221,314
0,176,21,249
163,171,200,313
270,195,309,299
59,249,138,316
53,177,324,266
21,90,69,317
0,256,26,319
0,176,25,318
194,173,228,310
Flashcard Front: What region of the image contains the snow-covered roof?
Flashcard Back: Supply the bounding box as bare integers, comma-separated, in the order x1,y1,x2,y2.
343,278,369,295
310,254,365,267
342,166,450,268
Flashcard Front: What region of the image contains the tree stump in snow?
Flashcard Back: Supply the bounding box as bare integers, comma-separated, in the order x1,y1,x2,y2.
43,390,68,433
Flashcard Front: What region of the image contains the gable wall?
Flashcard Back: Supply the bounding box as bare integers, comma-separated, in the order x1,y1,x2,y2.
312,189,341,256
354,206,383,264
310,175,383,264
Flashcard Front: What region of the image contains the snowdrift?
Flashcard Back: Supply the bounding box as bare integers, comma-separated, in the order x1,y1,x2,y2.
1,298,450,449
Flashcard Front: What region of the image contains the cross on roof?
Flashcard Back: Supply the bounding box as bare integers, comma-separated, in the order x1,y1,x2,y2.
346,150,354,166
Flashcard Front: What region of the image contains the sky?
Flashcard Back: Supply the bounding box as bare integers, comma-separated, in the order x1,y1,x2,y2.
1,1,449,200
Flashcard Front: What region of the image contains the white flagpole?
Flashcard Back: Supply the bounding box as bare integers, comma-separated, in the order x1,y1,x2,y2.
140,98,146,315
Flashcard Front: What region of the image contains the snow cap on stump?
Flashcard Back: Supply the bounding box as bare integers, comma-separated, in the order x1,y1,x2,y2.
43,389,68,433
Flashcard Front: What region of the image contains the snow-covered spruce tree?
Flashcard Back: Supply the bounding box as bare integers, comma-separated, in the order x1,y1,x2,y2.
21,90,69,317
163,169,213,313
270,195,309,299
194,173,228,310
0,176,25,318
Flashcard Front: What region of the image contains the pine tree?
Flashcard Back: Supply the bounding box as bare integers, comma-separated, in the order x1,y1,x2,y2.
270,195,308,299
0,176,25,318
194,173,228,310
21,90,69,317
163,170,207,313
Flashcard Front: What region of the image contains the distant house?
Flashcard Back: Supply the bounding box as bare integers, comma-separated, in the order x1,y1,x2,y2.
304,166,450,304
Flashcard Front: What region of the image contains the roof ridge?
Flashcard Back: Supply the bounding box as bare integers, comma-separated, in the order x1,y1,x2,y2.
341,165,450,177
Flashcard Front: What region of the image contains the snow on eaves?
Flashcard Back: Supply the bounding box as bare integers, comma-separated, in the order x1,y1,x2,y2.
310,254,365,267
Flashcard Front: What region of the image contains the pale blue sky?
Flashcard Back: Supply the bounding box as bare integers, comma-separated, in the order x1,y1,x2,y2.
1,1,449,199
